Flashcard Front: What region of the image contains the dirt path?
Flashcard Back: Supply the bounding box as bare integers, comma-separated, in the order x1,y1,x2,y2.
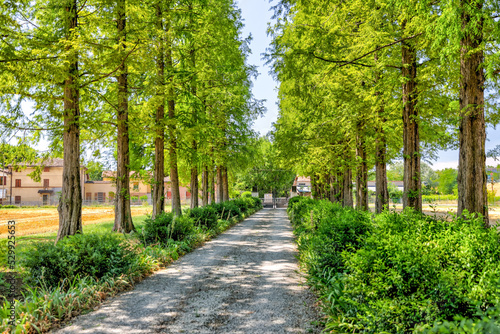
53,209,322,334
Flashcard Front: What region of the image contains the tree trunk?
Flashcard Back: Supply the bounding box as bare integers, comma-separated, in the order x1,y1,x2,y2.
202,165,209,206
374,53,389,214
216,166,223,203
210,164,215,204
113,0,134,233
375,132,389,214
56,0,82,243
329,174,336,202
152,2,165,218
190,164,198,208
457,0,488,224
343,167,353,208
165,19,181,216
310,174,317,199
222,166,229,201
356,122,368,210
401,35,422,212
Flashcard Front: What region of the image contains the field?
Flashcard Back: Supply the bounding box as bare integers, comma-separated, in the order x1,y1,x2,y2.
0,206,153,237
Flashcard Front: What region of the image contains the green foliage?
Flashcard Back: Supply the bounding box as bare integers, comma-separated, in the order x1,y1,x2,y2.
234,136,295,197
290,198,372,278
423,194,458,203
86,160,105,181
437,168,458,195
140,213,195,245
241,191,253,198
186,206,219,229
20,234,136,289
388,182,404,203
141,198,262,246
290,198,500,333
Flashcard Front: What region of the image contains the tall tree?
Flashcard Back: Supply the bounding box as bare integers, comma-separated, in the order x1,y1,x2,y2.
57,0,83,242
457,0,488,223
113,0,134,233
152,1,165,218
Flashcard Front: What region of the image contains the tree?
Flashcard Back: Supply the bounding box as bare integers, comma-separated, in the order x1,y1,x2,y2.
56,0,83,242
113,0,135,233
437,168,458,195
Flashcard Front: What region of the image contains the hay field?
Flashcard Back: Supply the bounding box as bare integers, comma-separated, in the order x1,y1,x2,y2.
0,206,152,237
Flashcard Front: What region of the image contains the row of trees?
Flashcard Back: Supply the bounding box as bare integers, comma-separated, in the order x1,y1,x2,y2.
268,0,500,224
0,0,261,242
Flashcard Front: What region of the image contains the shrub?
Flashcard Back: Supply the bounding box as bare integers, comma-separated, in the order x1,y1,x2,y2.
290,199,500,333
333,210,500,332
140,212,194,245
241,191,252,198
186,206,218,229
20,234,135,289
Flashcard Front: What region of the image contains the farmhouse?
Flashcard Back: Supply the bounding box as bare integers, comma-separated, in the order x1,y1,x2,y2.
0,158,86,206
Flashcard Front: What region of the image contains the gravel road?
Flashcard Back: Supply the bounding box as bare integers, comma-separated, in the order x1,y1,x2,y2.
53,208,322,334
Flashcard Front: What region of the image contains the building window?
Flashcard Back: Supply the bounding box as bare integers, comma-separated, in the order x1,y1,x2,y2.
96,192,105,203
15,196,21,204
167,191,172,199
0,176,6,185
133,183,139,191
86,193,91,201
43,167,50,172
15,179,21,187
43,179,49,188
186,191,191,199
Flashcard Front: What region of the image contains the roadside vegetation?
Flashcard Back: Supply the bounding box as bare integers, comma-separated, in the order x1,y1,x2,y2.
0,197,261,333
288,196,500,333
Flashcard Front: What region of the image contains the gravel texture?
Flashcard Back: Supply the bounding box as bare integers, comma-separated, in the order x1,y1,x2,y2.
53,208,322,334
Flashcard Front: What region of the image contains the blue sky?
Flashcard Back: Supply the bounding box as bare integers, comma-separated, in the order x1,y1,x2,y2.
236,0,500,170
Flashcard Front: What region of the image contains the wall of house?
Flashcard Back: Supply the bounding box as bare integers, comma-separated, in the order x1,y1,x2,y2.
4,166,65,205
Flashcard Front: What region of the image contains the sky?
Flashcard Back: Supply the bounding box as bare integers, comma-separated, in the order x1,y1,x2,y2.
235,0,500,171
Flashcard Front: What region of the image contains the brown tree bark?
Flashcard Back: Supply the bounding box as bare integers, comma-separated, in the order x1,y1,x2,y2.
222,166,229,201
165,18,181,216
190,164,198,208
210,164,215,204
457,0,488,224
189,12,199,209
202,165,209,206
56,0,82,243
401,35,422,212
216,166,223,203
375,132,389,213
343,167,353,208
152,2,165,218
356,121,368,211
113,0,134,233
374,53,389,214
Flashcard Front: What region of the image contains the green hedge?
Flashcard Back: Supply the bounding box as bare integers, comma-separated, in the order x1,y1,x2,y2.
288,197,500,333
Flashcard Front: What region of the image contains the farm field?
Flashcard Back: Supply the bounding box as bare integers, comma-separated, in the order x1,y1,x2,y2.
381,203,500,224
0,206,153,237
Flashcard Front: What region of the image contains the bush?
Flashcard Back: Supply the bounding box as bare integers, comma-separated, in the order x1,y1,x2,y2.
289,199,500,333
186,206,218,229
337,210,500,332
140,212,194,245
241,191,252,198
20,234,135,289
